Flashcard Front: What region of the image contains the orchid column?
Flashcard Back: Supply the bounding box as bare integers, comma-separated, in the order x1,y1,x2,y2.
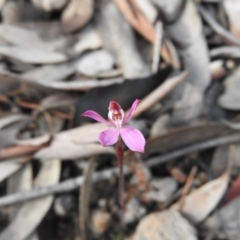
82,99,146,225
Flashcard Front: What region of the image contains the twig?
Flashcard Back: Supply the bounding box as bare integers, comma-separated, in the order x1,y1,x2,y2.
178,166,197,209
199,6,240,46
1,133,240,207
152,21,162,73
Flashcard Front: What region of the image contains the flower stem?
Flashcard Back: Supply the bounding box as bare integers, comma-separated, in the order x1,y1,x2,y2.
117,137,124,227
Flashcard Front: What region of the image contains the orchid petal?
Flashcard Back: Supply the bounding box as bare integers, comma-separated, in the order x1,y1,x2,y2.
120,126,145,153
98,128,119,147
82,110,109,124
123,99,140,123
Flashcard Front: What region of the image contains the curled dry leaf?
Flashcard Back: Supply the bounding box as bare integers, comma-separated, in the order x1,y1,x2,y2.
133,210,197,240
0,160,61,240
32,0,69,12
172,172,229,224
61,0,94,33
0,46,67,64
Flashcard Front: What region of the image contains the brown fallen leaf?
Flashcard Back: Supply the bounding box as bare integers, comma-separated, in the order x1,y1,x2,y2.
133,210,197,240
172,172,229,224
61,0,94,33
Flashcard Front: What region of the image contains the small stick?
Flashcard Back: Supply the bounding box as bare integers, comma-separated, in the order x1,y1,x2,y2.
178,166,197,209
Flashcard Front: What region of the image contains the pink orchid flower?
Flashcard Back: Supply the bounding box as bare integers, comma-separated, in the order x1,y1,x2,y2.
81,99,145,152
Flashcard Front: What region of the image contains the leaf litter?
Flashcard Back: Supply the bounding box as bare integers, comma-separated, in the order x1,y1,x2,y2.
1,0,240,240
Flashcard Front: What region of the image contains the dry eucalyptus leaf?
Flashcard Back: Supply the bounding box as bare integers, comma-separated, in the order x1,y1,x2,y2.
16,134,51,147
42,77,124,91
56,123,107,144
223,0,240,38
218,66,240,110
0,114,30,130
173,173,229,224
133,210,197,240
35,142,114,160
211,144,240,178
73,28,102,55
34,123,115,160
135,0,157,24
32,0,69,12
61,0,94,33
40,93,78,110
0,121,30,149
145,122,228,157
0,0,6,11
98,1,151,79
0,160,61,240
0,25,47,50
21,63,75,84
205,196,240,240
75,50,115,77
7,163,32,219
0,46,67,64
0,159,24,183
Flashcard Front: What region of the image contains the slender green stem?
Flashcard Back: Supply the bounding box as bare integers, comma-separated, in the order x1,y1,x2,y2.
117,137,124,227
